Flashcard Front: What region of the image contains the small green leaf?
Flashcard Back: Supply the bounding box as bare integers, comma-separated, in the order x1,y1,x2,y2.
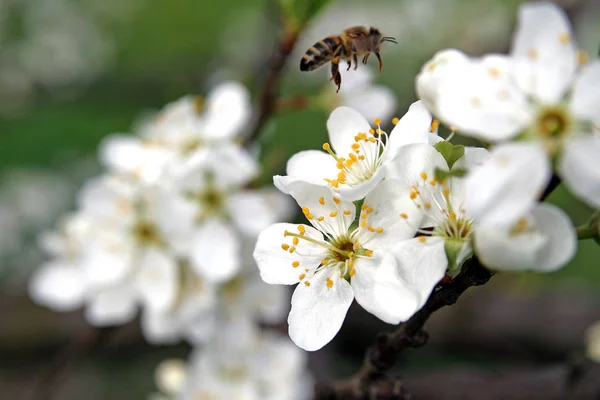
434,167,467,182
434,141,465,169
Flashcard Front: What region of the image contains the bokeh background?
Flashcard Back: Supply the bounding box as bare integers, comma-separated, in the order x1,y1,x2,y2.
1,0,600,398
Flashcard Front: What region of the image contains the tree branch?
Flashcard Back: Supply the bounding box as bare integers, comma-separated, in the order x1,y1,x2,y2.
244,16,301,144
314,175,562,399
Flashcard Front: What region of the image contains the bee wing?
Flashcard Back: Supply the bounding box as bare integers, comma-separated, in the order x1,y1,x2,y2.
343,26,368,39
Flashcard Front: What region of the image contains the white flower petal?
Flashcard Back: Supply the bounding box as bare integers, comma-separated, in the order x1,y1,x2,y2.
288,269,354,351
155,189,197,254
338,66,373,93
385,143,448,185
448,146,490,203
135,249,178,313
391,237,448,309
227,190,291,237
85,285,137,326
351,251,419,324
276,180,355,237
334,164,387,201
342,85,397,123
386,100,434,161
253,223,328,285
98,135,173,184
465,142,551,227
81,238,135,286
435,55,532,141
570,61,600,125
190,219,240,282
326,106,372,155
529,203,576,271
560,136,600,208
141,311,181,345
474,221,545,271
203,81,251,140
511,2,577,102
354,179,422,249
275,151,339,195
28,261,85,311
207,144,259,187
416,48,471,114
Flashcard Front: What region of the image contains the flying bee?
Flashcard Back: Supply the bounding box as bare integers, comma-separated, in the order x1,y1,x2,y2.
300,26,397,93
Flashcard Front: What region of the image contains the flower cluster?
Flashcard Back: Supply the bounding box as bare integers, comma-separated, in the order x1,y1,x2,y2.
254,1,584,351
28,81,310,397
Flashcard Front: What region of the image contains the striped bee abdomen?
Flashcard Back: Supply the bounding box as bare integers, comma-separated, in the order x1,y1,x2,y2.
300,37,340,71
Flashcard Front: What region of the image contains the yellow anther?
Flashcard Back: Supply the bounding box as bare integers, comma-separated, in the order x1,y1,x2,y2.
400,213,408,219
527,48,538,60
293,237,299,245
440,179,447,186
420,172,428,180
306,213,314,220
326,277,334,288
336,162,344,170
488,67,500,78
361,204,368,210
443,188,451,197
281,244,290,250
369,128,375,135
349,268,356,277
361,220,367,228
284,230,290,237
368,137,377,143
366,207,373,214
559,32,570,44
330,211,338,217
302,207,310,215
418,236,426,243
292,261,300,268
349,153,358,162
358,155,365,160
299,274,306,280
348,258,354,267
392,117,400,125
375,227,384,233
368,226,375,232
361,212,368,219
429,180,436,186
374,117,382,125
364,250,373,257
448,212,457,220
298,225,306,234
424,202,431,210
410,191,417,200
353,243,360,250
289,247,296,253
351,143,360,150
430,119,440,132
322,143,331,151
343,210,351,215
321,259,328,265
333,197,341,204
577,50,588,65
304,281,310,286
317,216,325,221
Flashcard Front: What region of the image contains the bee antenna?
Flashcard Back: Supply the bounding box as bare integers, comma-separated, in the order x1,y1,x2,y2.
382,37,398,44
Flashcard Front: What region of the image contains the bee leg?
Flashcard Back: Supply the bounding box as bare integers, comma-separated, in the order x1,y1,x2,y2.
362,53,370,65
376,52,383,73
331,58,341,92
353,53,358,70
346,60,352,71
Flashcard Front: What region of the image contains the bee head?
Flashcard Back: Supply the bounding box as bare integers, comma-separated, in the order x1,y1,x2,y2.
369,26,397,50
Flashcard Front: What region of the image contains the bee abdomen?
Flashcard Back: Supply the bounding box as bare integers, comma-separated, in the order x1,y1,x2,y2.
300,37,339,71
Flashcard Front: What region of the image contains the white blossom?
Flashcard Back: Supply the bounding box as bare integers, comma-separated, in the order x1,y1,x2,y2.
416,2,600,208
275,101,438,202
254,179,447,351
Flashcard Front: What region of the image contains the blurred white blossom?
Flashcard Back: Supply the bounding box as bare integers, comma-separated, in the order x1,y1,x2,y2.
151,322,311,400
417,2,600,209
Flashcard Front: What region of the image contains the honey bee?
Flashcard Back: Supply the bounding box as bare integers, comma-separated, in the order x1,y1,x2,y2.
300,26,397,92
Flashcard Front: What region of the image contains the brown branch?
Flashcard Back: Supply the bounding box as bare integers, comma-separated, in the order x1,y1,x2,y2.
244,17,301,144
314,176,562,400
30,326,114,400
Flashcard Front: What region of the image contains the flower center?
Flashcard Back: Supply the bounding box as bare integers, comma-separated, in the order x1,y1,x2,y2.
407,171,473,241
321,121,388,188
536,106,571,139
131,219,163,247
186,182,227,222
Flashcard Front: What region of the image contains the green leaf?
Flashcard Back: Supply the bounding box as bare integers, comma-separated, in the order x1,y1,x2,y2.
434,141,465,169
434,167,467,182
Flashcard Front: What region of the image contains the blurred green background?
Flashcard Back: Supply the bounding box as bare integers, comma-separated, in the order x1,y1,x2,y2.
1,0,600,398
